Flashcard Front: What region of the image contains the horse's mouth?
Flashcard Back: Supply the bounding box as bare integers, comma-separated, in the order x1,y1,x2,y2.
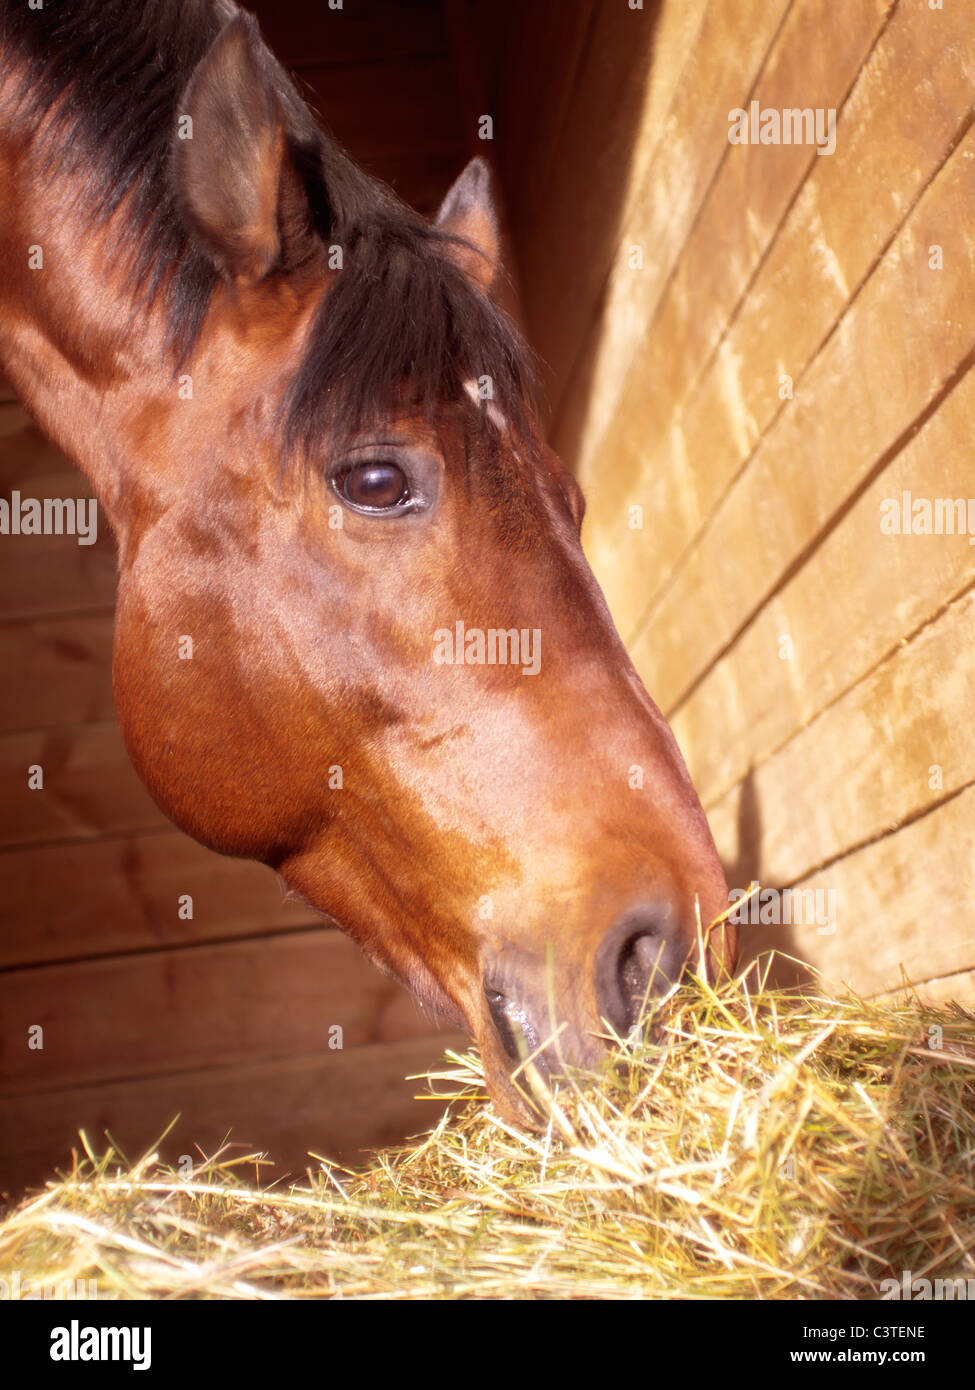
475,901,727,1127
481,986,556,1126
482,982,616,1122
484,987,549,1082
480,960,679,1129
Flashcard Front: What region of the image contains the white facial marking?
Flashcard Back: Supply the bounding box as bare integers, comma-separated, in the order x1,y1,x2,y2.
463,378,506,433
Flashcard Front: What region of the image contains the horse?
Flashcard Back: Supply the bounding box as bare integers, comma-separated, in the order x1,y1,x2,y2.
0,0,735,1128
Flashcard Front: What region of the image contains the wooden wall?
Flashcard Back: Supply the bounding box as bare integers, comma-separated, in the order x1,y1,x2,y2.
488,0,975,1004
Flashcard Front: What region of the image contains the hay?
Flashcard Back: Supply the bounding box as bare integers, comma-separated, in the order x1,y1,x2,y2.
2,965,974,1300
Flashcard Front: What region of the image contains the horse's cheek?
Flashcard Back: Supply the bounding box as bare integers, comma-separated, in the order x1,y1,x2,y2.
110,580,303,861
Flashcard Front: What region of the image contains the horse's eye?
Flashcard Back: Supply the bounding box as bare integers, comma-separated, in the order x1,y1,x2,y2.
340,461,410,511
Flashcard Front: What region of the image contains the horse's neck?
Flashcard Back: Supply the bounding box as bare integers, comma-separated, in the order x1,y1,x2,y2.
0,77,167,517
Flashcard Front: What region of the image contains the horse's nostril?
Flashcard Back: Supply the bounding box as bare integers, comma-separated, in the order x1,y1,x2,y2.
596,905,688,1037
618,934,664,1010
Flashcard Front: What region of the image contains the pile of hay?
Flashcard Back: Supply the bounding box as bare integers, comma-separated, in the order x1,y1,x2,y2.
2,968,973,1299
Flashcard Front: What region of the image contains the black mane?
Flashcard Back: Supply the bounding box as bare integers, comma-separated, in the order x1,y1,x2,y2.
0,0,536,455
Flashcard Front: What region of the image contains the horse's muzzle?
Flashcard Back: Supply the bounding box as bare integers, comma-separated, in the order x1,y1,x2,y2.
481,901,690,1114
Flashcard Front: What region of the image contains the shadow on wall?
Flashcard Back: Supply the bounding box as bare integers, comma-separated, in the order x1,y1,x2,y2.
722,766,816,992
481,0,664,443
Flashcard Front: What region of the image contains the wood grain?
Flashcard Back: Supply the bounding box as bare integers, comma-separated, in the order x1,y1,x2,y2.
563,0,891,491
0,1031,470,1201
0,721,165,846
752,785,975,999
672,363,975,808
630,119,975,709
256,0,449,69
0,829,321,967
707,590,975,888
0,612,114,734
585,0,975,640
0,929,447,1095
0,412,117,621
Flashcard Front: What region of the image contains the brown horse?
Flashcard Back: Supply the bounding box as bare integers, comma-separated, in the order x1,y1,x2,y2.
0,1,735,1127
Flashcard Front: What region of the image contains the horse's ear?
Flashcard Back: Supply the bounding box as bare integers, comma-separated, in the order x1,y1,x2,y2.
435,157,501,295
175,14,313,283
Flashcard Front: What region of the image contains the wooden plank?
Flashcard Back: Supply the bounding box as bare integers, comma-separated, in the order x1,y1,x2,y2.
490,0,596,264
0,829,321,967
0,931,445,1095
742,785,975,999
597,0,712,239
515,0,730,423
255,0,449,68
630,119,975,709
541,0,713,458
0,611,114,733
0,408,83,488
0,540,117,622
535,0,790,434
0,1032,469,1200
707,591,975,889
359,149,466,217
444,0,513,134
0,721,165,846
545,0,712,455
671,363,975,807
0,414,116,620
562,0,891,475
442,0,527,328
565,0,891,499
298,56,464,163
584,0,975,636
